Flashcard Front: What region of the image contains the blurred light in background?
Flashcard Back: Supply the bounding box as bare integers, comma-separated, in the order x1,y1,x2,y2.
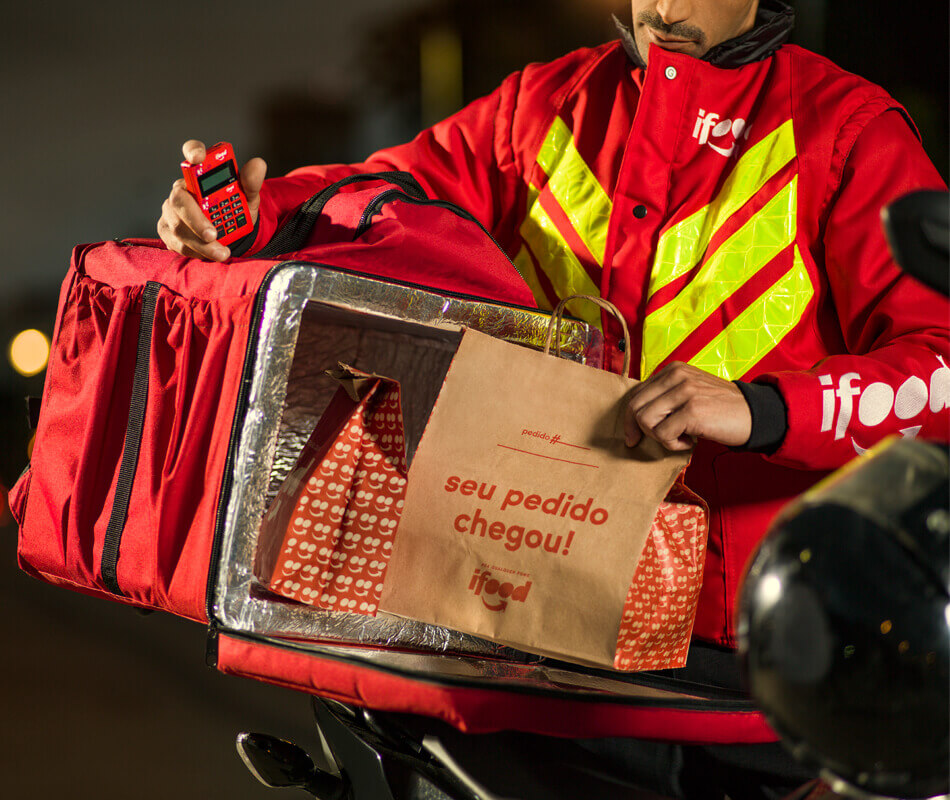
420,24,464,127
8,329,50,377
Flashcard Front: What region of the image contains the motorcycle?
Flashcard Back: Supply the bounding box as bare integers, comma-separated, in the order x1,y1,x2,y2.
234,190,950,800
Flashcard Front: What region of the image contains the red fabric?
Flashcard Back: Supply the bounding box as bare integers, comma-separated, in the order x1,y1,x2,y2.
13,179,536,622
241,42,949,648
217,633,778,743
14,248,270,621
279,188,536,307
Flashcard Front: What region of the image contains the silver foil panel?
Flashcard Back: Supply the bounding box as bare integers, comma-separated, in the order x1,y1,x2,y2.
216,264,608,668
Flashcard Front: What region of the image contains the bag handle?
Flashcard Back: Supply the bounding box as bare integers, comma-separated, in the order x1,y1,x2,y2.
543,294,631,377
256,171,427,258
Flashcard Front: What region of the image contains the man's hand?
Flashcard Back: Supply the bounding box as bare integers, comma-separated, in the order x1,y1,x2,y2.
624,362,752,451
157,139,267,261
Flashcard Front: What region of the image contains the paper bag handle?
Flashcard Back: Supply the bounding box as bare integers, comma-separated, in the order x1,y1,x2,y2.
544,294,632,377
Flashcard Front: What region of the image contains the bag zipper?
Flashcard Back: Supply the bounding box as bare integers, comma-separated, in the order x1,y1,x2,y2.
352,190,522,277
101,281,163,596
256,171,427,259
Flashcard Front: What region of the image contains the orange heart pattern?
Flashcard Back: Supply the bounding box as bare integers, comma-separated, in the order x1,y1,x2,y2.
614,480,708,671
264,380,407,616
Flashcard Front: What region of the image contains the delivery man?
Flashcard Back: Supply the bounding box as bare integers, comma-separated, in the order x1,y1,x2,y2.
158,0,949,796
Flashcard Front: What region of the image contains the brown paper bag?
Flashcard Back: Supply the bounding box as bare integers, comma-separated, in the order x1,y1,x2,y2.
379,296,699,668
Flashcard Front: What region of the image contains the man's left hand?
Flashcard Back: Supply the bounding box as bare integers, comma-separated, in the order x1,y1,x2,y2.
624,362,752,451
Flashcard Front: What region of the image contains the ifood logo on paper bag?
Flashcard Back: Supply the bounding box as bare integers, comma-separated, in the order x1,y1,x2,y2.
468,566,532,611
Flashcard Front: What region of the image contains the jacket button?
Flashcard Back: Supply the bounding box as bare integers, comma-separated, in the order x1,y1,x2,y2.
617,337,627,352
665,66,677,80
633,204,648,219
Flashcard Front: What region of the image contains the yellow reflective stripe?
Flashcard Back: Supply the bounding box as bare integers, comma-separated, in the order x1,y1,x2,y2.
648,119,797,298
536,116,572,174
514,185,550,308
520,185,602,328
512,245,550,310
641,175,798,378
537,117,613,264
688,246,813,379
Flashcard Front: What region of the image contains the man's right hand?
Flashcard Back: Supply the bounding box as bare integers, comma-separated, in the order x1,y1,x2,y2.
157,139,267,261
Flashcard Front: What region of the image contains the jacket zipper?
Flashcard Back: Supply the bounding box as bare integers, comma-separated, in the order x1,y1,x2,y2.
101,281,163,596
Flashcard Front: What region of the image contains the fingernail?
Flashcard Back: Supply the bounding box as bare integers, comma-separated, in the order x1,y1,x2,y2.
202,228,217,243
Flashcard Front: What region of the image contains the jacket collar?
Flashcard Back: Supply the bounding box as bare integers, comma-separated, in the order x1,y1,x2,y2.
614,0,794,69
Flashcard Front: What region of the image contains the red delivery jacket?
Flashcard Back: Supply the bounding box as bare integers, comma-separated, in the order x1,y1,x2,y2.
238,38,949,647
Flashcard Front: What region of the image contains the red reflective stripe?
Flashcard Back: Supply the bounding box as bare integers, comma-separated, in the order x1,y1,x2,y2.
537,188,604,288
653,245,798,376
518,239,562,311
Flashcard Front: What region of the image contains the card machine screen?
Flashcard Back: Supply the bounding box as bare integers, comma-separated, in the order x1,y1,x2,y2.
198,162,237,196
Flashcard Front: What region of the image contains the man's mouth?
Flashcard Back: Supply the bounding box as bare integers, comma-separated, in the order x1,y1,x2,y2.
648,29,697,49
635,11,706,54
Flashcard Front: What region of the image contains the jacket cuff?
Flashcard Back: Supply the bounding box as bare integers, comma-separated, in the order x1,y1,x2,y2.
733,380,788,453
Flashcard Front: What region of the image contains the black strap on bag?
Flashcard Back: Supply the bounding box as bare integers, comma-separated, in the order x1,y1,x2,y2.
101,281,162,596
255,171,427,259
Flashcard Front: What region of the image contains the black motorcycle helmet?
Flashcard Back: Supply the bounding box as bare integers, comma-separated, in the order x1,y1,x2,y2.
737,437,949,800
738,189,950,800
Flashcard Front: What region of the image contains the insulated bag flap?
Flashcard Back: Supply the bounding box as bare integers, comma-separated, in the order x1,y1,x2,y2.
214,632,778,742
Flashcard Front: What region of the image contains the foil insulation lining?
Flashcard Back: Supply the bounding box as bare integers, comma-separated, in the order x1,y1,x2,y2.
217,265,612,669
252,636,716,702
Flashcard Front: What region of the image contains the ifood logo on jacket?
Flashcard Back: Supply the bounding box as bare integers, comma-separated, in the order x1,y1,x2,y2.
820,358,950,454
468,568,532,612
693,109,751,157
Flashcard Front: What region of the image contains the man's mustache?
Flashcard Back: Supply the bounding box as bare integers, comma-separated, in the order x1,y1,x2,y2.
637,10,706,45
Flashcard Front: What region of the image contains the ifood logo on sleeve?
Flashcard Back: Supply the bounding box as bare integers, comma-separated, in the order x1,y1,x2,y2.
819,358,950,453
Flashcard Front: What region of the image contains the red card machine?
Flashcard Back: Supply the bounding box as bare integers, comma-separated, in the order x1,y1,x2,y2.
180,142,253,246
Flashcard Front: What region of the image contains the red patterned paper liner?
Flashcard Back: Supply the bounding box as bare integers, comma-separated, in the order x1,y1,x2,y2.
268,382,407,616
614,481,709,671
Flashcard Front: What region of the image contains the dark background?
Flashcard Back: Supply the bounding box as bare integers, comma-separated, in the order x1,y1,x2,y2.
1,1,946,797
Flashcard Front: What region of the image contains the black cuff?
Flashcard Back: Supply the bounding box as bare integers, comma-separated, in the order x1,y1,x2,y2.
733,380,788,454
226,214,261,258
